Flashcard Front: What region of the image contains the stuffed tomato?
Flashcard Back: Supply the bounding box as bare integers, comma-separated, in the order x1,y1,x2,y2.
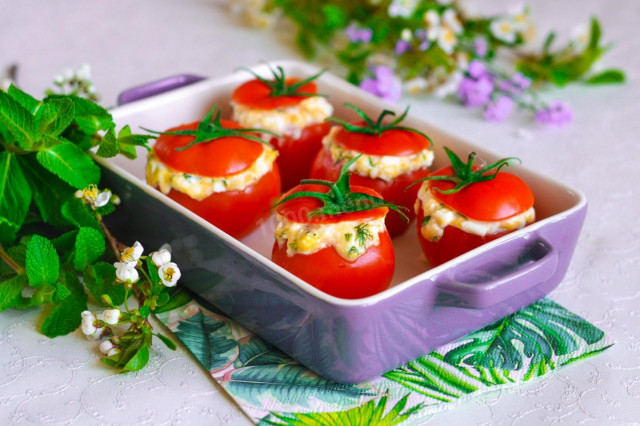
413,147,535,267
310,104,433,237
231,66,333,191
146,107,281,239
271,158,407,299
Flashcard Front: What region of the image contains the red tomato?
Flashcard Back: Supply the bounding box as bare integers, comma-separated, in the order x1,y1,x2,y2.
232,78,331,191
151,120,281,239
271,122,331,191
415,163,534,266
310,124,432,237
272,183,395,299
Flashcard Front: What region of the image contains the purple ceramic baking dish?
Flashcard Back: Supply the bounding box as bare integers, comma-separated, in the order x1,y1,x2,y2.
100,61,587,384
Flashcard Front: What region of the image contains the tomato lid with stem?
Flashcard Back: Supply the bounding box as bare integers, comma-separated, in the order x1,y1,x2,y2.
328,103,432,156
147,106,277,178
232,65,326,110
274,156,409,224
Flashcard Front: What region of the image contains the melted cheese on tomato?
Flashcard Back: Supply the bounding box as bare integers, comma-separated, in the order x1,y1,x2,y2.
415,182,535,241
232,96,333,139
275,214,386,260
146,145,278,201
323,126,434,182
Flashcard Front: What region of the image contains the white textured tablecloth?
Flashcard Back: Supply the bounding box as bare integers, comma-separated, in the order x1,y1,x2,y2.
1,0,639,424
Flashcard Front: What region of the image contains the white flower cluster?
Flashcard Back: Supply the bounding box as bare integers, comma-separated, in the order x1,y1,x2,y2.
424,8,463,54
113,242,181,287
75,184,117,210
490,4,533,44
52,63,98,99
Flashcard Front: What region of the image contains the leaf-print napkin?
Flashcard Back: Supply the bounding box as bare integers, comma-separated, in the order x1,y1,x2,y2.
156,297,612,425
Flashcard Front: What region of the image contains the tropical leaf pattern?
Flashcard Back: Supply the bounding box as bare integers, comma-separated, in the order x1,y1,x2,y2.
158,297,612,425
259,393,424,426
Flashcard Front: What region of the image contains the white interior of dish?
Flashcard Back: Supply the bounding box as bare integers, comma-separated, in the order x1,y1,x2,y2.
106,60,586,305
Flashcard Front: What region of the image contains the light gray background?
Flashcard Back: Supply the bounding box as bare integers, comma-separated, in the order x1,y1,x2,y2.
1,0,639,424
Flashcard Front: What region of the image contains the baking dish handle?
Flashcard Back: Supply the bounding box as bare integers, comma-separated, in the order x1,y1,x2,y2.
435,236,558,309
117,74,206,106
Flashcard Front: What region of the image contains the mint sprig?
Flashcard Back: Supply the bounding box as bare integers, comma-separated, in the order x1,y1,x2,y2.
409,147,520,195
327,103,432,145
274,155,409,221
143,104,279,150
237,65,327,98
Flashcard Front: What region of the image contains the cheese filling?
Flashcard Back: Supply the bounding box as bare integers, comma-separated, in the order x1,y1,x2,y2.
275,214,386,261
146,145,278,201
232,96,333,139
415,182,535,241
323,126,434,182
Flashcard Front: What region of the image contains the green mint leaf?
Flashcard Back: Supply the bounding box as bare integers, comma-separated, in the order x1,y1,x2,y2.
0,152,32,244
116,125,146,159
52,283,71,302
73,227,105,271
36,97,74,136
0,274,27,312
40,271,87,337
585,69,625,85
47,94,113,134
83,261,124,306
156,333,177,351
18,154,73,227
153,288,191,314
25,235,60,287
0,90,38,150
146,257,160,287
123,343,150,372
588,17,601,51
96,127,119,158
52,230,79,259
7,237,30,269
36,142,100,189
61,198,100,231
139,305,151,318
7,85,40,113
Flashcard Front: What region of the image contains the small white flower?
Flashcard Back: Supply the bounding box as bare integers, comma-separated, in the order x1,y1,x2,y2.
442,9,462,34
53,74,65,85
491,18,517,43
424,10,441,41
437,26,458,54
102,308,121,325
508,4,529,31
388,0,419,18
107,347,121,358
114,262,139,283
94,189,111,207
571,23,590,52
151,248,172,267
434,70,463,98
81,310,94,319
403,77,428,95
81,312,102,338
158,262,181,287
76,63,91,81
400,28,413,41
120,241,143,265
63,67,74,80
99,340,114,354
87,84,97,95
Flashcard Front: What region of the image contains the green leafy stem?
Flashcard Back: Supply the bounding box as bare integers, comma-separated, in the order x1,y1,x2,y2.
408,147,520,194
237,64,327,98
327,103,432,145
274,155,409,220
143,105,279,150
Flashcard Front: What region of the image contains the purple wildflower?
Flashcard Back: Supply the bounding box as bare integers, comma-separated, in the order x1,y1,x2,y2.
511,72,531,90
418,40,430,51
474,37,488,57
415,29,427,40
395,39,411,55
484,95,515,121
346,24,373,43
457,76,494,107
360,66,402,104
535,101,573,126
467,60,489,79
